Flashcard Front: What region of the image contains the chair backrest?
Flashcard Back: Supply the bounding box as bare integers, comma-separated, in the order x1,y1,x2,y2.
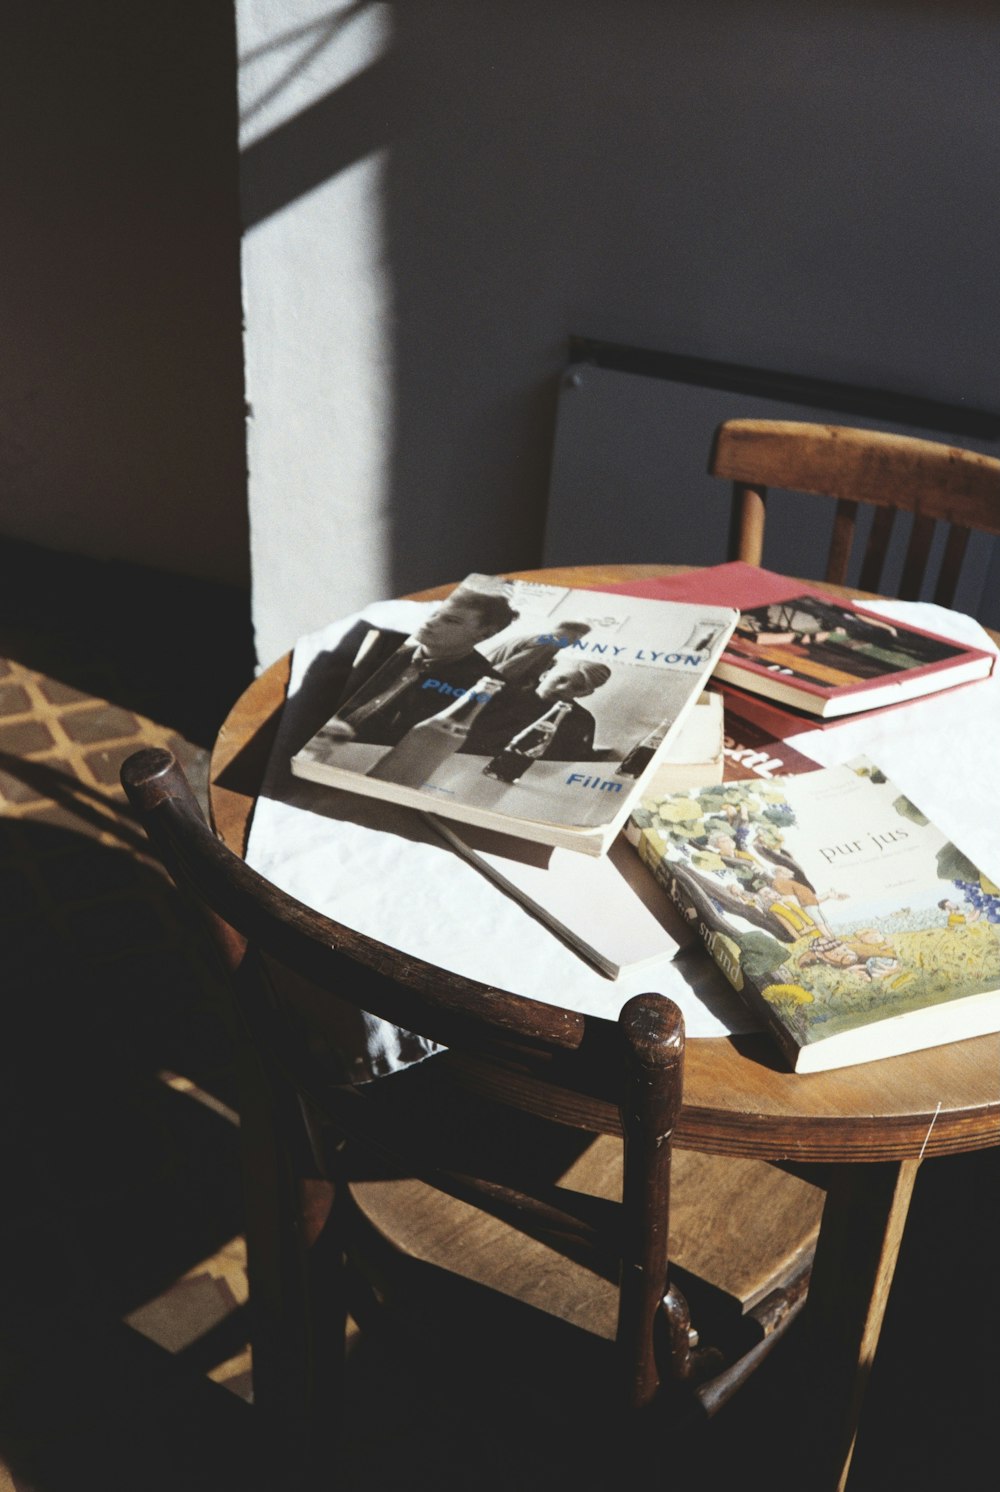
710,418,1000,605
120,746,696,1415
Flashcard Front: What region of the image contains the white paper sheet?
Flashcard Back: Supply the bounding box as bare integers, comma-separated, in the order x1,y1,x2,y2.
245,595,1000,1076
780,600,1000,888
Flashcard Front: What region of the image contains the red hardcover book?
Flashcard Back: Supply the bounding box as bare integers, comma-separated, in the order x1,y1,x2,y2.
717,686,821,779
598,563,994,721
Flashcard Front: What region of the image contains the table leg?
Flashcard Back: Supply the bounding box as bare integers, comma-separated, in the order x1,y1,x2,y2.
801,1157,919,1491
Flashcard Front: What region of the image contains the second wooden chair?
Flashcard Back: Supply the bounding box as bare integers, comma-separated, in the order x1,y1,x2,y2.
710,418,1000,604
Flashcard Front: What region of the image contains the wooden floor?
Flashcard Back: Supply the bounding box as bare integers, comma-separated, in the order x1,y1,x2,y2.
1,540,997,1490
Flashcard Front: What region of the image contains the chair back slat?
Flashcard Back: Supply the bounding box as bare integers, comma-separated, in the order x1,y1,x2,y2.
826,498,859,585
711,419,1000,606
617,992,687,1405
899,514,937,601
857,506,896,594
935,526,972,608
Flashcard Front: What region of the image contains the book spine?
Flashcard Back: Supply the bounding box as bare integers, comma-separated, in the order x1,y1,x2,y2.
631,830,800,1068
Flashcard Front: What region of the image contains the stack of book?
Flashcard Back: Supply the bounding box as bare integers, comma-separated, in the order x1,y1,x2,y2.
601,561,995,725
290,566,1000,1071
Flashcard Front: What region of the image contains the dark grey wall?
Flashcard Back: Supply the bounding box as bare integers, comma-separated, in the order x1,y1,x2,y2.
3,1,248,586
7,1,996,608
330,0,1000,596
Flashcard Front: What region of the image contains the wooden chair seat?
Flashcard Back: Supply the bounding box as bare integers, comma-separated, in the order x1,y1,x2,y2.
338,1048,822,1365
351,1132,824,1340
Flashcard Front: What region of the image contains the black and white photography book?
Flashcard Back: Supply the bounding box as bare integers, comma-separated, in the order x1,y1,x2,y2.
290,573,738,855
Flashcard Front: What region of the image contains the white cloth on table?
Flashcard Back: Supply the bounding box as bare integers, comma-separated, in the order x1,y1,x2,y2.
245,596,1000,1080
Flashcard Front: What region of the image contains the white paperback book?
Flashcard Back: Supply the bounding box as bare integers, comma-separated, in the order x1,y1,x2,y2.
291,574,737,856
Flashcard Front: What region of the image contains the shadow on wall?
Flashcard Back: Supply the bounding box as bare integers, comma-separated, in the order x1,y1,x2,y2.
240,0,1000,600
3,1,249,588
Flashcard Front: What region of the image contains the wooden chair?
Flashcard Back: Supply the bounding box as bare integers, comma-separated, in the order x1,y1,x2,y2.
711,419,1000,604
121,747,824,1485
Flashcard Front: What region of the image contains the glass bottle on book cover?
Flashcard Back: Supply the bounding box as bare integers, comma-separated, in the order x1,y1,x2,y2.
482,701,572,784
616,723,667,778
367,676,504,786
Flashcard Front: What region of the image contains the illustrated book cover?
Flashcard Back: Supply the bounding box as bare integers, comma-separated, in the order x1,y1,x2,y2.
290,573,738,856
600,563,994,720
428,692,724,977
626,757,1000,1072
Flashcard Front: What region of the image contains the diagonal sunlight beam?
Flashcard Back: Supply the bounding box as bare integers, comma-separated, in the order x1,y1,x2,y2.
239,0,369,67
239,0,372,127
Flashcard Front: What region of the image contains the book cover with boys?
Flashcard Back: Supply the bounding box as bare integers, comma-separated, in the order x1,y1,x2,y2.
629,758,1000,1069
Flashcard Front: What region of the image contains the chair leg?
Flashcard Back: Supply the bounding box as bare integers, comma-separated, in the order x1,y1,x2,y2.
238,1048,342,1490
798,1158,919,1491
302,1173,351,1472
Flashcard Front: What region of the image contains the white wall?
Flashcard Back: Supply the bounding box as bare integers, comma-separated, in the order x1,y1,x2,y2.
239,1,395,664
3,3,249,587
237,1,1000,666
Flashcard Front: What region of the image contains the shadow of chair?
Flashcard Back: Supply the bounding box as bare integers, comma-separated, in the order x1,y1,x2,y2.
711,419,1000,603
120,746,825,1489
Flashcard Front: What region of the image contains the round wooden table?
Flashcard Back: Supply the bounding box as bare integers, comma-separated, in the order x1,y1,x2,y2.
210,564,1000,1163
208,564,1000,1490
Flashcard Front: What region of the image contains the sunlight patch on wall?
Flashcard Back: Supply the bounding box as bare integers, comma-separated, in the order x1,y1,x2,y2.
238,0,394,667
